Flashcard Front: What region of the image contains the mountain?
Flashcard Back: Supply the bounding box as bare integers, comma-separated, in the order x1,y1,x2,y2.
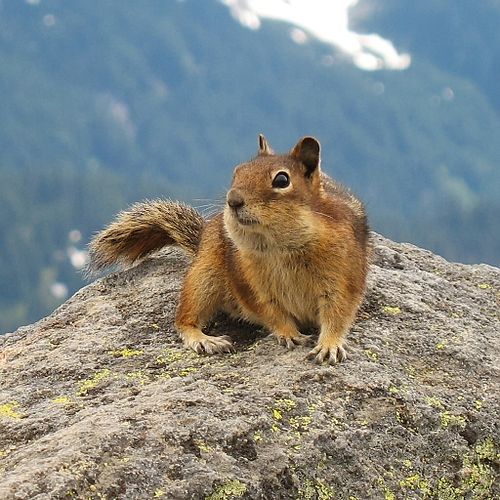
0,0,499,331
352,0,500,111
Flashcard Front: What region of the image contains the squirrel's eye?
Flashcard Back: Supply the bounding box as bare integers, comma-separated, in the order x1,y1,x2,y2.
272,171,290,189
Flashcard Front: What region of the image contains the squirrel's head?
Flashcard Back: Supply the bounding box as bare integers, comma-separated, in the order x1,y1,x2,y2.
224,135,323,251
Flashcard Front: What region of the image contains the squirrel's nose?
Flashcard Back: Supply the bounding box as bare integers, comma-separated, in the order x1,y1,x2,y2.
227,189,245,209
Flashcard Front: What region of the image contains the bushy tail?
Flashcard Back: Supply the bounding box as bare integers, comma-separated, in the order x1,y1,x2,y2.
87,199,205,275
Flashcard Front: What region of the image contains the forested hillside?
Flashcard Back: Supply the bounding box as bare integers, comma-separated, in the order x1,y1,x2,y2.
0,167,178,331
1,0,499,332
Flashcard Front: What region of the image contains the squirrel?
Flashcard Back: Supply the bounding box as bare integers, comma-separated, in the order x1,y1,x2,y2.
88,135,370,364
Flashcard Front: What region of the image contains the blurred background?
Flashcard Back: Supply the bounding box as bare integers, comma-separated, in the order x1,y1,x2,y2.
1,0,499,333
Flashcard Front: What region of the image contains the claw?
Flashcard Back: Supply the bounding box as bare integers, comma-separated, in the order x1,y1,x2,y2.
193,342,204,355
185,334,234,355
277,336,287,347
306,343,346,365
274,332,311,350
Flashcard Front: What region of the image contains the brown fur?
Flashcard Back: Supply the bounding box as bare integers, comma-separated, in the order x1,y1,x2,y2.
89,136,370,364
87,200,204,275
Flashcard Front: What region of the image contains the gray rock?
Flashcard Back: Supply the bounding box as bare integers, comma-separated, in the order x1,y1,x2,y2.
1,233,499,499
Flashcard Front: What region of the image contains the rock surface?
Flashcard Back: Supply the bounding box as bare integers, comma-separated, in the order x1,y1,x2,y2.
0,234,499,500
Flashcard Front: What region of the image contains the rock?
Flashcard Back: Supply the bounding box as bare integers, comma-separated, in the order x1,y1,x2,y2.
0,233,499,499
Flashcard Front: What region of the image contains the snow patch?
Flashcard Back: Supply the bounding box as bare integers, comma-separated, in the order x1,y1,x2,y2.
220,0,411,71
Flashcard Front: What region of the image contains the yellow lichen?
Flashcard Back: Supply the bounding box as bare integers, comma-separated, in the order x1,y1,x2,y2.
440,411,467,429
77,369,111,396
382,306,401,315
475,437,499,462
315,479,334,500
289,415,313,432
298,478,333,500
205,480,247,500
0,402,22,419
52,396,72,405
458,449,497,498
298,479,316,500
395,411,405,425
425,396,445,410
271,398,297,422
110,348,144,358
330,416,346,430
155,348,185,365
153,488,165,497
477,283,491,289
126,371,150,385
272,408,283,421
252,430,263,443
274,398,296,411
194,439,213,453
377,478,395,500
379,446,497,500
178,367,198,377
365,349,379,361
399,473,431,496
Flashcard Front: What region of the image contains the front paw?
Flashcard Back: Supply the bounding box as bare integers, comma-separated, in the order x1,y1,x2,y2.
306,342,346,364
185,334,234,355
274,331,312,350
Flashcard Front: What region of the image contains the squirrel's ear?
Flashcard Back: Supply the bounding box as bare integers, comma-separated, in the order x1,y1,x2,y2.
258,134,274,155
291,136,321,177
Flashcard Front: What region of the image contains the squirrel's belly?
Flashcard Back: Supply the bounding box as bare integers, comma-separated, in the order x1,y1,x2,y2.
257,265,320,325
232,251,323,326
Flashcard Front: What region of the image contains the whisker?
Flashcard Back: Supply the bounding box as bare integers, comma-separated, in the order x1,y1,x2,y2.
312,211,335,221
192,197,225,203
194,203,221,209
199,207,223,216
205,210,222,216
202,206,222,212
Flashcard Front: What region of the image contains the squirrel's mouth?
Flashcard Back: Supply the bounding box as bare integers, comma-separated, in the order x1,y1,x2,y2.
236,215,258,226
232,209,259,226
225,205,259,226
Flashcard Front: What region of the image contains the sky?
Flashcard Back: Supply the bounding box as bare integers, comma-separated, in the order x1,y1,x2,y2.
220,0,411,71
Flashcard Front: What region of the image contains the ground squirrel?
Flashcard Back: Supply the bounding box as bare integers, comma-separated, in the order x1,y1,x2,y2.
89,135,369,364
